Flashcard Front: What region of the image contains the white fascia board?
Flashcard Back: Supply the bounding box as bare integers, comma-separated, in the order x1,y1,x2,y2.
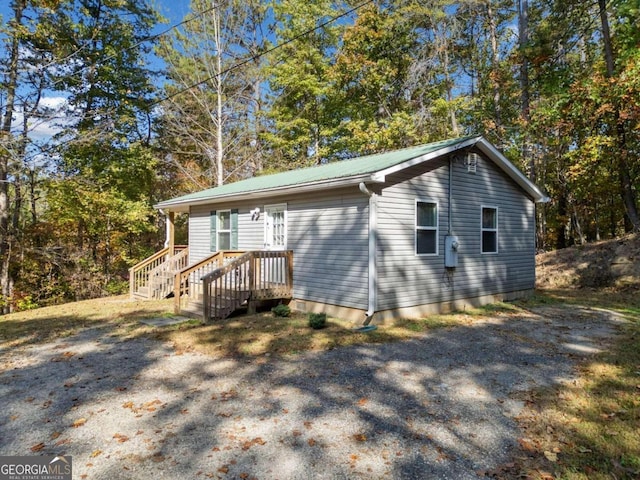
154,173,373,212
475,138,550,203
370,136,480,182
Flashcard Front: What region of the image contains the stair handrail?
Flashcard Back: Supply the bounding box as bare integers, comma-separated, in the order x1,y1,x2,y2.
147,247,190,299
201,250,294,320
173,250,245,313
129,245,188,298
201,252,253,320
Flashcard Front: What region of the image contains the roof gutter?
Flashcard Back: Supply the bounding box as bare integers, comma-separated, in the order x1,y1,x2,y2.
155,173,378,212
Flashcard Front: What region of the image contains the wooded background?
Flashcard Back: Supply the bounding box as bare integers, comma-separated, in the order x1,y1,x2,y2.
1,0,638,312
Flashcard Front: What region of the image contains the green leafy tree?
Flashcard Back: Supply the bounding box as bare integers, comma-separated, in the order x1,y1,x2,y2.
263,0,345,167
156,0,267,189
331,2,419,154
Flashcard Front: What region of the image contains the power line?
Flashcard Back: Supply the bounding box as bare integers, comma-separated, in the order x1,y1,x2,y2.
149,0,375,108
47,3,219,89
16,1,374,165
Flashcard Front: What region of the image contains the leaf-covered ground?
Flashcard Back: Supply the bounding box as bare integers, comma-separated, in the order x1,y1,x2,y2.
0,298,623,479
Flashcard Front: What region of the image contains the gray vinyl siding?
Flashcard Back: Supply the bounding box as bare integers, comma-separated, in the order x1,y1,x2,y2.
187,188,369,310
287,189,369,310
188,202,264,264
376,158,451,310
376,153,535,311
449,153,535,299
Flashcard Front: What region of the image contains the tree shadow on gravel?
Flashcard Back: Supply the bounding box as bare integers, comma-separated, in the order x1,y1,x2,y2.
0,307,622,479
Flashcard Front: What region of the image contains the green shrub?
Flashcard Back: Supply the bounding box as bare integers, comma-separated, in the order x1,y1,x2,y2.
15,295,39,311
271,303,291,317
308,312,327,329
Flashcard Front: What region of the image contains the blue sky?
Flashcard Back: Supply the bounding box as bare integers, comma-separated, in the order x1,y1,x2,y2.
0,1,195,141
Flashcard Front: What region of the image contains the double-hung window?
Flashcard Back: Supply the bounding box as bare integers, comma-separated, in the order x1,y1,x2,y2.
217,210,232,250
210,209,238,252
416,200,438,255
481,206,498,254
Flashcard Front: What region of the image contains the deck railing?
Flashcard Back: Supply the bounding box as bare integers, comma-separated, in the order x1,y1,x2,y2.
129,245,187,299
201,250,293,320
173,250,245,313
147,247,190,299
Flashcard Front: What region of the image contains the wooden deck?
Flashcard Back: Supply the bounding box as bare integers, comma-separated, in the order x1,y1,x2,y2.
131,248,293,321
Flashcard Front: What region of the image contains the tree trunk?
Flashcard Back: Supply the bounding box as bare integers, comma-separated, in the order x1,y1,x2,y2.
214,8,224,187
518,0,533,182
486,0,501,132
0,0,25,313
598,0,640,231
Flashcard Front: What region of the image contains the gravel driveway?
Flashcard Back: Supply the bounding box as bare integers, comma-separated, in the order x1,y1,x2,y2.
0,305,623,479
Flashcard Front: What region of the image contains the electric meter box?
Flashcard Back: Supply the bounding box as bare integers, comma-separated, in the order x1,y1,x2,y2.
445,235,459,268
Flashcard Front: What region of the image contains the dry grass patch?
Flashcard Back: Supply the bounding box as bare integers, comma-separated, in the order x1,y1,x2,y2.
0,295,174,350
502,289,640,480
153,303,522,358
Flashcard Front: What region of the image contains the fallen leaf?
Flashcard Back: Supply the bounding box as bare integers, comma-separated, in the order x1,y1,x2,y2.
122,401,134,409
113,433,129,443
217,466,229,473
356,398,368,406
304,421,312,430
518,437,535,452
30,442,45,452
72,418,87,428
292,430,302,437
90,450,102,458
353,433,367,442
50,432,61,440
308,438,316,447
242,437,266,450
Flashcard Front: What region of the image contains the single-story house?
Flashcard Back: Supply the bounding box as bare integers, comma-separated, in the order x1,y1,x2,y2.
131,135,548,323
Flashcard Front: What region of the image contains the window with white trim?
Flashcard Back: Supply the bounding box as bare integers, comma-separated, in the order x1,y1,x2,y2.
416,200,438,255
218,209,231,250
481,206,498,254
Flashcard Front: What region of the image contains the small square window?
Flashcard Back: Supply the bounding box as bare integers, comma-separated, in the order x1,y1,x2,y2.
481,206,498,254
416,201,438,255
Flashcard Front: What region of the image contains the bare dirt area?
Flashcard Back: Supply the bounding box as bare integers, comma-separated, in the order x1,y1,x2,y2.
0,304,623,479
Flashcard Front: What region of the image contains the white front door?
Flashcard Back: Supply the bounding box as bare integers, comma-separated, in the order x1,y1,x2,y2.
264,204,287,250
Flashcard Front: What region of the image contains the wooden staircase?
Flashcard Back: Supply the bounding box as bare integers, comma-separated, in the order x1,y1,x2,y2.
201,251,293,320
132,247,293,322
130,246,188,300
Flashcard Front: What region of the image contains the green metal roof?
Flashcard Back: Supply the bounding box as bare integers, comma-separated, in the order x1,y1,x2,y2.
156,136,480,209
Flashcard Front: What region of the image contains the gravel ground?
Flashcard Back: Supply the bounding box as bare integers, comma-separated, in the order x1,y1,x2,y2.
0,305,623,479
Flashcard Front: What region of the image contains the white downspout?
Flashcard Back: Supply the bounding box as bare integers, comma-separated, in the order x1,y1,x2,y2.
359,182,377,323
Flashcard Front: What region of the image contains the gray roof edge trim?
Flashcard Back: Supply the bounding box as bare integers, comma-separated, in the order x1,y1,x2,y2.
475,138,550,203
153,173,373,211
370,135,481,182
